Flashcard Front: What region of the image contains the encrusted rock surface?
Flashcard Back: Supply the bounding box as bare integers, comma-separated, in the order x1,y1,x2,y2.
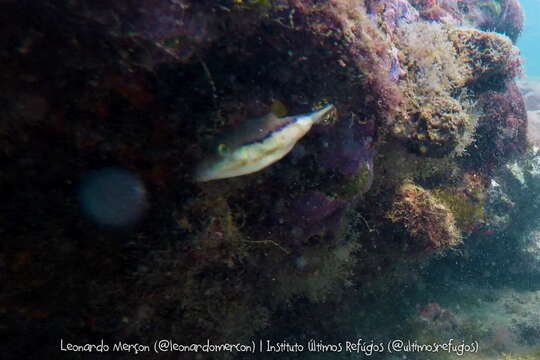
1,1,531,358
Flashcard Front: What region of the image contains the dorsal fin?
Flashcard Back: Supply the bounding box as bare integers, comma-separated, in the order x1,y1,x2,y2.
270,99,288,117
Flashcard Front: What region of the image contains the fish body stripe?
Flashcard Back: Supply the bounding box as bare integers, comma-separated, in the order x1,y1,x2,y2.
242,115,303,147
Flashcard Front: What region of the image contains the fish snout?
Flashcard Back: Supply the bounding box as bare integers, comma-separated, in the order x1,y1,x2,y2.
312,104,337,124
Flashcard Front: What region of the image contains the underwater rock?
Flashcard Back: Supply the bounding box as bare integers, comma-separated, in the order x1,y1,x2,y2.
466,80,527,170
433,173,487,234
1,0,533,354
484,152,540,234
39,0,223,66
391,23,522,159
484,177,515,232
272,237,359,303
416,302,459,333
449,28,521,88
411,0,462,25
410,0,524,43
517,230,540,276
477,150,540,278
497,0,524,42
466,0,524,43
388,183,461,253
318,117,375,179
366,0,419,30
286,191,347,243
1,1,405,349
298,0,403,120
393,93,474,157
391,22,478,157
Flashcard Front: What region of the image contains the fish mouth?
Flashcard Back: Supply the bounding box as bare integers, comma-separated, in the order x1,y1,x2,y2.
311,104,336,124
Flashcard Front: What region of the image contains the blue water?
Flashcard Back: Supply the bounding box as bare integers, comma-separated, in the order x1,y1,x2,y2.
518,0,540,77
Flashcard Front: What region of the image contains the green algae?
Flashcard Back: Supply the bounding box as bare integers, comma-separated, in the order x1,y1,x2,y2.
232,0,272,14
338,164,371,200
433,188,485,233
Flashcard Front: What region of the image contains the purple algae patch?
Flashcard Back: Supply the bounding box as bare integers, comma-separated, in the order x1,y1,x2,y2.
318,118,376,177
286,191,347,242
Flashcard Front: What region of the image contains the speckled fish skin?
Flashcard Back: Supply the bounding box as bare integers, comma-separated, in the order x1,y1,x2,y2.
194,104,335,182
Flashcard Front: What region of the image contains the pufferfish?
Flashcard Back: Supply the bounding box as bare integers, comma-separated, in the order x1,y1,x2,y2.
194,104,336,182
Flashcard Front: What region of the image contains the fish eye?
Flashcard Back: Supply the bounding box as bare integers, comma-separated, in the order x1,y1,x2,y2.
217,143,229,156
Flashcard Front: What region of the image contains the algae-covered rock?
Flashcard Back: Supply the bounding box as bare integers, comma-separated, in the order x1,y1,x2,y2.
466,80,527,170
434,185,486,234
392,92,476,156
387,183,461,253
0,0,531,356
390,22,478,157
519,230,540,275
411,0,524,42
391,23,521,159
471,150,540,278
449,28,521,89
